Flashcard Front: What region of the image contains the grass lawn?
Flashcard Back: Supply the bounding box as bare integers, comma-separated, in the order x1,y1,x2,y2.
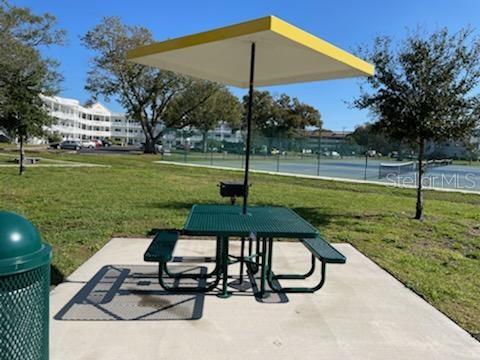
1,150,479,337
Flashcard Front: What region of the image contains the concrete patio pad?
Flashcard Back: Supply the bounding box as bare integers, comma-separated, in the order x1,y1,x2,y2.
50,238,480,360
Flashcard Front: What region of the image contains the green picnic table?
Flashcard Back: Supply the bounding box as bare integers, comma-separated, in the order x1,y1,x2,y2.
144,204,346,298
184,204,320,297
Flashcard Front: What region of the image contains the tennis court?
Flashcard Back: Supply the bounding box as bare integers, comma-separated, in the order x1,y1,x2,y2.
161,153,480,192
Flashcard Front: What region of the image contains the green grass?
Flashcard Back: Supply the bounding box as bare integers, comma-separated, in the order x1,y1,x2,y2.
1,150,479,337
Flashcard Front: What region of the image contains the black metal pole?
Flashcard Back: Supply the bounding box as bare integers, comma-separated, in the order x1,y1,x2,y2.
317,135,321,176
364,152,368,180
243,42,256,215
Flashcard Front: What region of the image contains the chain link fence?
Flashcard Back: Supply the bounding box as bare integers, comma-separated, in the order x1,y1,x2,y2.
159,128,480,191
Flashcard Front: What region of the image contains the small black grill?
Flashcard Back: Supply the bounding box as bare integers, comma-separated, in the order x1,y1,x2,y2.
218,181,250,205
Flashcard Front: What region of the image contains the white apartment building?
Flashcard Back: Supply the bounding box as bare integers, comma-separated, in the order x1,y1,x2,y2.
42,95,145,145
41,95,243,148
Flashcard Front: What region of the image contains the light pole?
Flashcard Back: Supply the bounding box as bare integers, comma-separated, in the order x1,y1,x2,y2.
125,118,129,146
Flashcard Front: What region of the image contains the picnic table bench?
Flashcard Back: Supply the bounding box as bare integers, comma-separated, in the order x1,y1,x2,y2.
14,157,40,164
144,230,178,263
144,230,221,292
266,236,346,293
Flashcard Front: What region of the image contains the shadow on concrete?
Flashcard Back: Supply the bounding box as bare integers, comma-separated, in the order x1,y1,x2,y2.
54,264,205,321
51,264,65,286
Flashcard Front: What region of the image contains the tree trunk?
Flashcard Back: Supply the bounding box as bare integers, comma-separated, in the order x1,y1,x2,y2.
414,139,425,220
19,135,25,176
143,137,157,154
203,131,207,153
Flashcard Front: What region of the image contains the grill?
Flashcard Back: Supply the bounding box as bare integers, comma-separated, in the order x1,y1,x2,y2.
218,181,249,205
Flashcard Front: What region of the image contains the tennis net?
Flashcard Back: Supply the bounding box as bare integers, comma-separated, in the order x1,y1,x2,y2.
378,161,416,178
379,159,453,178
425,159,453,169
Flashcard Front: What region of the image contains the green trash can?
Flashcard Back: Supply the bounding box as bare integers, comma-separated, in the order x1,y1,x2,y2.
0,211,52,360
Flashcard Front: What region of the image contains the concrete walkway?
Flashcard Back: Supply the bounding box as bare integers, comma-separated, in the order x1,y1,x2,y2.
0,153,107,168
50,238,480,360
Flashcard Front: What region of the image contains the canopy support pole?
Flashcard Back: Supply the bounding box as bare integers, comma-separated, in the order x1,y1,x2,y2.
243,42,256,215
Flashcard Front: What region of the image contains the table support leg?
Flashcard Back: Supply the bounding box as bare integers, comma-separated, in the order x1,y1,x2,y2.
239,237,245,284
260,237,269,298
267,237,273,272
218,236,231,298
255,236,260,270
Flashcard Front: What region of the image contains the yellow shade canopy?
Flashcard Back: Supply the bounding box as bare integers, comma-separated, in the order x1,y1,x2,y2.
127,16,374,88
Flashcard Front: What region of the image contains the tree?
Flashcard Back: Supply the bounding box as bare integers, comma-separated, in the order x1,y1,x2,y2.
165,85,241,152
244,90,275,136
349,123,401,156
82,17,222,153
354,28,480,219
243,90,321,150
273,94,322,136
0,0,65,174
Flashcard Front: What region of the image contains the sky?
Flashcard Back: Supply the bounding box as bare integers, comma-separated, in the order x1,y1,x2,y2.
11,0,480,131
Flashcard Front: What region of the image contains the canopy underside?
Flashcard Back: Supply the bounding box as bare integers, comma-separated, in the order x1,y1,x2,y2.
127,16,374,88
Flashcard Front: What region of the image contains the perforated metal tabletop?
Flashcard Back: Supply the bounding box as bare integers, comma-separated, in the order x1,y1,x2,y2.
183,205,319,238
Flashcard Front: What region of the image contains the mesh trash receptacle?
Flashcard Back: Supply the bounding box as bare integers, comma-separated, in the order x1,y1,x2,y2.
0,211,51,360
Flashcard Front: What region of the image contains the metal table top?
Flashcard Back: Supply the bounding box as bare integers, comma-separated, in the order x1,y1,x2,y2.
183,204,319,238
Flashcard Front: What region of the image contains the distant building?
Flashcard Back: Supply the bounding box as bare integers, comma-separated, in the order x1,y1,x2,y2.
426,129,480,159
303,129,351,141
41,95,242,147
42,95,144,145
163,122,242,150
318,130,352,146
300,129,356,154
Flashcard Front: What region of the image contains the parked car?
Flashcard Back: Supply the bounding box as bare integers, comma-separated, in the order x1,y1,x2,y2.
81,140,96,148
49,142,62,149
323,151,340,157
100,139,112,147
93,139,103,148
59,140,82,150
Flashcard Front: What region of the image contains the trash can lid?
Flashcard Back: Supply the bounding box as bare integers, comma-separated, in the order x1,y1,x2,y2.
0,211,51,276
